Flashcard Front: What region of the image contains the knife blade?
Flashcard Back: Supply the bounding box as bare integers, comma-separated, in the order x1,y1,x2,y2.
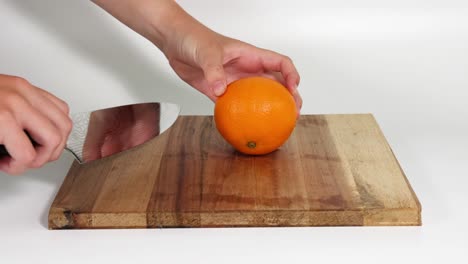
0,102,180,164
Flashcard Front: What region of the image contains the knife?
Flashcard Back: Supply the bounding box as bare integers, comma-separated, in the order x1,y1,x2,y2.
0,102,180,164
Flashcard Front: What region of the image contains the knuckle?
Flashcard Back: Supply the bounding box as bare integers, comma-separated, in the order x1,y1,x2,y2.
64,118,73,135
284,56,293,64
168,58,177,67
41,132,61,152
22,149,36,165
53,98,70,114
51,152,61,161
49,133,61,147
205,67,225,82
3,93,28,110
10,76,31,89
62,101,70,115
30,156,46,168
30,152,46,168
30,161,44,169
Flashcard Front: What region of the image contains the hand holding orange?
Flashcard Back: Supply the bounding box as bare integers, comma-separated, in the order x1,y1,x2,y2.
214,77,297,155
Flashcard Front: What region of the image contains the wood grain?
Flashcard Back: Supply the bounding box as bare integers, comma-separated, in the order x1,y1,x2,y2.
49,114,421,229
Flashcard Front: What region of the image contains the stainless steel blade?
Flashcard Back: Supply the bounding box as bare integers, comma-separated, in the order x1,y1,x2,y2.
67,102,180,163
0,102,180,164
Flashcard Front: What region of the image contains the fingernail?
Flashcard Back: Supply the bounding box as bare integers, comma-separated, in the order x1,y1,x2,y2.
213,81,226,96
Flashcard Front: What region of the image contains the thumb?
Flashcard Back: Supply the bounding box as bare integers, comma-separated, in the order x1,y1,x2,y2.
201,55,227,97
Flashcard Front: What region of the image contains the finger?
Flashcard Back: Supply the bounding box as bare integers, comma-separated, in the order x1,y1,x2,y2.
256,49,301,92
255,49,303,113
29,89,72,160
0,115,36,174
168,58,218,102
0,159,27,175
36,87,70,115
15,103,62,168
14,83,71,161
291,89,303,117
198,46,227,97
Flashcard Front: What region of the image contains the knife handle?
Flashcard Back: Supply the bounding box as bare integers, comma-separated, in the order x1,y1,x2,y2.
0,131,39,158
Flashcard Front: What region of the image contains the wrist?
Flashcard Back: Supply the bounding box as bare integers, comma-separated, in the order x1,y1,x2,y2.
145,0,179,50
148,1,207,55
92,0,196,52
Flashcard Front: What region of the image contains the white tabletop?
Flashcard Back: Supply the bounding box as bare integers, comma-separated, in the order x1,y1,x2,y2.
1,1,467,263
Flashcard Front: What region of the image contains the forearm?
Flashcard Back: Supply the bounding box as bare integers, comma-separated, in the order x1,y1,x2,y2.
91,0,204,52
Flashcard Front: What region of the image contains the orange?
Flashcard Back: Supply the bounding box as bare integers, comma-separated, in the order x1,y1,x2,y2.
214,76,297,155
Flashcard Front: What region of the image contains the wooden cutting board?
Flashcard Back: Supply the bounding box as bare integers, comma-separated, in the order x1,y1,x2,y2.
48,114,421,229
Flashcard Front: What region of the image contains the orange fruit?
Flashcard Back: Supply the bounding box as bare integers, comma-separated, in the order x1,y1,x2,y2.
214,76,297,155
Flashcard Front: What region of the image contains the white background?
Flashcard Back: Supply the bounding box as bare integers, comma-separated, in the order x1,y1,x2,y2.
1,0,467,263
